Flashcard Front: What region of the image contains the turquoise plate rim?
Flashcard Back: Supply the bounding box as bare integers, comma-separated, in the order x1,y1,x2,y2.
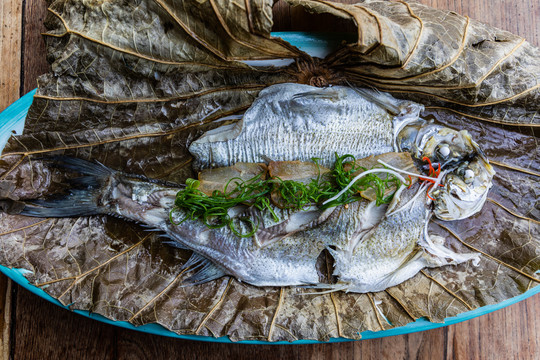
0,32,538,345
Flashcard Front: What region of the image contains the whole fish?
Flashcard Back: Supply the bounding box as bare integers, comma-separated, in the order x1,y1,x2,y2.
14,84,494,292
19,156,479,292
189,83,422,170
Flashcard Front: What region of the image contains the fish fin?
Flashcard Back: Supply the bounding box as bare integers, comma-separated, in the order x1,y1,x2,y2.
354,250,427,293
190,120,244,144
42,156,113,177
181,252,208,270
349,86,401,115
291,89,341,102
180,252,226,286
418,217,480,266
254,231,285,248
158,232,189,249
255,207,336,248
359,235,480,293
161,239,190,250
20,189,104,218
18,157,115,218
347,201,387,254
419,234,481,267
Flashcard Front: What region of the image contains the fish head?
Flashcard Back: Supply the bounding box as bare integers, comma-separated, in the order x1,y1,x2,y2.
422,128,474,164
398,122,495,221
398,123,477,166
431,155,495,221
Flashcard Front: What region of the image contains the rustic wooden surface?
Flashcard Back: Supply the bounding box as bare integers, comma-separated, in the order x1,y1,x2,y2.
0,0,539,359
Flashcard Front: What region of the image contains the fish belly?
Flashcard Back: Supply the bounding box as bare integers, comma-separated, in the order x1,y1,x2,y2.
331,187,430,293
163,213,325,287
189,83,397,170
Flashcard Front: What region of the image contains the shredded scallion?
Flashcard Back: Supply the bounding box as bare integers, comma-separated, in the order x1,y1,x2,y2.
169,154,404,237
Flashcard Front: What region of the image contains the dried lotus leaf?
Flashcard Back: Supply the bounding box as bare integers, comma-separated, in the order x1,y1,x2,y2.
287,0,540,125
0,0,537,342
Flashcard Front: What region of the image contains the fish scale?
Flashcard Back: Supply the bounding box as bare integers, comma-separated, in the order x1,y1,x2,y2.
337,190,429,291
189,84,398,170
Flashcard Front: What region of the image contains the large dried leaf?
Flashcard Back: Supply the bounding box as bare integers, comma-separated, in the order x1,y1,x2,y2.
289,0,540,125
0,0,538,342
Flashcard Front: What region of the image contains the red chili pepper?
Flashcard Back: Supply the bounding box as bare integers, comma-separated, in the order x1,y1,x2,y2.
422,156,435,177
426,184,435,201
408,175,413,189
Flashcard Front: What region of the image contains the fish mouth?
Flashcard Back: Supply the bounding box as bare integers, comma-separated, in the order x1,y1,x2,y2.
397,121,495,221
398,122,477,166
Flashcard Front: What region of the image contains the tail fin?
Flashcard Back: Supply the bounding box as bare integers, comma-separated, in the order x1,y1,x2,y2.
20,157,114,218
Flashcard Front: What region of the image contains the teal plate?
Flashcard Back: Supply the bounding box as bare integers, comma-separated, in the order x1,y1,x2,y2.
0,33,538,344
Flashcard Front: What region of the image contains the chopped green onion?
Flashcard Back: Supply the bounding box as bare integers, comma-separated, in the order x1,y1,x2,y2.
169,154,402,237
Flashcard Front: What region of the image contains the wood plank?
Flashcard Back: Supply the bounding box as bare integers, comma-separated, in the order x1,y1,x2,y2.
0,277,12,360
22,0,49,94
13,287,116,360
8,291,538,358
0,0,22,111
415,0,540,47
112,297,537,359
448,293,540,360
273,0,540,47
0,1,22,358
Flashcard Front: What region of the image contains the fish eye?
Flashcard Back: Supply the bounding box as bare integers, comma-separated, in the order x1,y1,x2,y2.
437,144,451,158
464,169,475,184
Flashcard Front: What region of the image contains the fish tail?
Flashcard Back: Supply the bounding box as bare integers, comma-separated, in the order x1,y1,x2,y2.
20,157,179,227
20,157,114,218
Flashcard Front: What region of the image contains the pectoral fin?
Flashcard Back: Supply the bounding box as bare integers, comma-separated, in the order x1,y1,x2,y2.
419,234,481,267
255,207,337,248
180,252,227,286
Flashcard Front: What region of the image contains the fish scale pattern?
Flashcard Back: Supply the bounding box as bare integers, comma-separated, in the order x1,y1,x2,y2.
190,84,401,170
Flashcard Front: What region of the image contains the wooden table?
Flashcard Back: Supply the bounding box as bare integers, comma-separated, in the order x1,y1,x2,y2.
0,1,538,358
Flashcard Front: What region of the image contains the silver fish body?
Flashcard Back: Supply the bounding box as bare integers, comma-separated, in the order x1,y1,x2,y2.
17,83,492,292
128,169,476,291
328,186,479,293
190,83,494,222
19,158,479,292
189,83,422,170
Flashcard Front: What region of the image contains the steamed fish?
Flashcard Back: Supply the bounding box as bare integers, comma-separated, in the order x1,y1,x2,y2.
18,156,479,292
13,84,494,293
191,83,495,221
189,83,422,170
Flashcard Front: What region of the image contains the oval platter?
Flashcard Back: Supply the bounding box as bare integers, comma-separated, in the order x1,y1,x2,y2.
0,33,538,344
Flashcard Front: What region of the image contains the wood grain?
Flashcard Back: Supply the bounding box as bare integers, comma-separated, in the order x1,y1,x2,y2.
274,0,540,47
8,286,540,360
0,0,22,112
0,1,22,358
13,286,116,360
0,279,11,360
0,0,538,359
21,0,48,94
